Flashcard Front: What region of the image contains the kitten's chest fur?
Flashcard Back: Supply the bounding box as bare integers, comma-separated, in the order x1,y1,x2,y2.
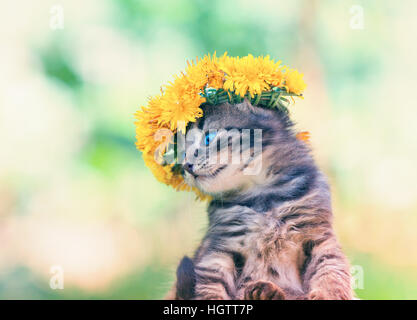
207,204,307,297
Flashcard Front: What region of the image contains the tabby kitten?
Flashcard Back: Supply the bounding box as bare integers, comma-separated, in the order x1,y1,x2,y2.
167,100,353,300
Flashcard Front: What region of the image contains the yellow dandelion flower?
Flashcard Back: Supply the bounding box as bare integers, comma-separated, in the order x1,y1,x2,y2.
283,68,307,95
220,54,283,98
134,95,167,153
200,53,225,89
158,76,205,133
259,55,285,87
184,61,207,91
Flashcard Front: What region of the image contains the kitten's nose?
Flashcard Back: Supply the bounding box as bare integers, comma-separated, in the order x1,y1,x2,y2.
183,163,194,175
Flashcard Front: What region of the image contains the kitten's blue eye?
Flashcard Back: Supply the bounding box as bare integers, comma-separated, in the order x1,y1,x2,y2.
204,132,217,146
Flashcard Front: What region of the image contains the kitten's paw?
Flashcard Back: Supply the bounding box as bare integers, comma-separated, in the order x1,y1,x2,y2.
308,290,329,300
195,295,225,300
308,288,352,300
244,280,285,300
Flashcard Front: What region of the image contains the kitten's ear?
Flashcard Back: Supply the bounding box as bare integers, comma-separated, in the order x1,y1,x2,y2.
235,99,256,113
235,99,271,117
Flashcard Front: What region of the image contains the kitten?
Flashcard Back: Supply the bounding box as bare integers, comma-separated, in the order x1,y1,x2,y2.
167,100,353,300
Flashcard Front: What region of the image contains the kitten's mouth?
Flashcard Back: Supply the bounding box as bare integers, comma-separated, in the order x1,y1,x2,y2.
187,172,208,180
192,165,227,180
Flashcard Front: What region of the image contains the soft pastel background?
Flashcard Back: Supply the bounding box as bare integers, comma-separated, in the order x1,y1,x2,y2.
1,0,416,299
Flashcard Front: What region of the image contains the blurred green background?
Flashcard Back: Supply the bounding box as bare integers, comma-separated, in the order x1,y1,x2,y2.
1,0,417,299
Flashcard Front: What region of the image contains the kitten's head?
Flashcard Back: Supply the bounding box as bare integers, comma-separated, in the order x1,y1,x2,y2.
181,99,307,198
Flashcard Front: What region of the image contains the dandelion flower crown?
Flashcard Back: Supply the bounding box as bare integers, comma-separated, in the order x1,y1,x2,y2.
134,53,307,198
